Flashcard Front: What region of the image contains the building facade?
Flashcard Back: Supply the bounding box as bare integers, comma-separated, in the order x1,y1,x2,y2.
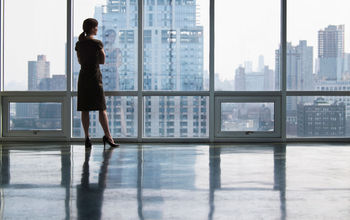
318,25,344,80
297,98,346,137
73,0,207,138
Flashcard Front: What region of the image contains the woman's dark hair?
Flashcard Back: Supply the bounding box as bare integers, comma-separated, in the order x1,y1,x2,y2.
79,18,98,41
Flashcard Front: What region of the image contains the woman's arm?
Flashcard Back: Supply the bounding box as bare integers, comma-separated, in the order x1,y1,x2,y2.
99,49,106,64
77,51,81,64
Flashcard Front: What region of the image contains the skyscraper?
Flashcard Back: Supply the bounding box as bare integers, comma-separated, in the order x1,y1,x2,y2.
276,41,314,136
237,64,274,91
318,25,344,80
28,55,50,91
258,55,265,72
234,67,246,91
275,40,313,92
74,0,207,138
22,55,50,119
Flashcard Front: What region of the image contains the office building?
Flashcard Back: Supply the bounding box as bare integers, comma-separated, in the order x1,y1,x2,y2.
297,97,346,137
318,25,344,80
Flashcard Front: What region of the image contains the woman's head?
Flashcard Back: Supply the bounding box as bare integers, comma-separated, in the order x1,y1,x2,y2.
79,18,98,41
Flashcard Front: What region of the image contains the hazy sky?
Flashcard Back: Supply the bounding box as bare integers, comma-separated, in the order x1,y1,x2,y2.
3,0,350,89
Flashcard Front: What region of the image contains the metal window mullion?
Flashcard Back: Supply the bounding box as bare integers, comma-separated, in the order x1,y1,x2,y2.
1,0,4,91
215,91,282,97
0,91,67,97
1,0,3,137
281,0,287,141
209,0,215,142
71,91,139,96
137,0,144,142
142,91,209,96
66,0,73,140
286,91,350,96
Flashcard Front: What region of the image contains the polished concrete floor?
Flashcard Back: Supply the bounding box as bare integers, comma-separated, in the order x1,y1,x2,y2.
1,143,350,219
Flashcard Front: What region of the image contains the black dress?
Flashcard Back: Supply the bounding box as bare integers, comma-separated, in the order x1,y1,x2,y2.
75,38,106,111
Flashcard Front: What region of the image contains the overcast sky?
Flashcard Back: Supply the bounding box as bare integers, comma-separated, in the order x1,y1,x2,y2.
3,0,350,89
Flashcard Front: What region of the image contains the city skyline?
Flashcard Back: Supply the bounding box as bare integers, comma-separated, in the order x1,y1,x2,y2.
5,0,350,138
3,0,350,89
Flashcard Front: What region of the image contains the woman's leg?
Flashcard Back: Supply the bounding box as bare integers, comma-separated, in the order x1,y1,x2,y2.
81,111,90,138
99,110,114,142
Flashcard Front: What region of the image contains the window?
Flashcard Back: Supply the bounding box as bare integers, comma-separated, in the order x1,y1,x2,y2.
73,0,138,91
72,96,137,138
143,0,209,91
287,96,347,137
143,96,209,137
287,0,350,91
215,97,281,138
215,0,280,91
4,0,67,91
2,0,349,141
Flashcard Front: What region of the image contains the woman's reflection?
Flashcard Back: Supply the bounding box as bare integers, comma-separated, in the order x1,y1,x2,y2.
77,147,115,220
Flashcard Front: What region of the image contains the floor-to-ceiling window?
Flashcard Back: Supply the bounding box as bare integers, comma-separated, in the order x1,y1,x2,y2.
286,0,350,139
1,0,349,141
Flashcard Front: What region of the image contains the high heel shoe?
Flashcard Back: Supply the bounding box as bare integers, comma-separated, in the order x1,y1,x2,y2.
85,137,92,148
103,135,119,148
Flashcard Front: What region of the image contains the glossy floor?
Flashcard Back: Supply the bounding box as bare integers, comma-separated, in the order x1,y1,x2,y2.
1,143,350,219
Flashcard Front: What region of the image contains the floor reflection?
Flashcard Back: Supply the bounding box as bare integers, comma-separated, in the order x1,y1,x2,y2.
77,148,115,220
5,143,350,219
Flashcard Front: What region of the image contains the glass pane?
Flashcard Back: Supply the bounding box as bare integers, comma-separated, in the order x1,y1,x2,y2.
215,0,279,91
287,0,350,91
4,0,67,91
73,0,138,91
72,96,137,137
221,102,274,131
143,0,209,91
143,96,209,137
287,96,348,137
10,103,62,130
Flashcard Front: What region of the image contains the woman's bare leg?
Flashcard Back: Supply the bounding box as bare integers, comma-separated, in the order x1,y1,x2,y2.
81,111,90,138
99,110,115,143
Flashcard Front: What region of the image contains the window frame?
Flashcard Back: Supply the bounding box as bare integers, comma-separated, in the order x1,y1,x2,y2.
215,96,281,138
1,0,350,142
1,92,68,137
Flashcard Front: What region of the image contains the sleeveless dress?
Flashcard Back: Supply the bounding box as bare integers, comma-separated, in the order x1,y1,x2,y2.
75,39,106,111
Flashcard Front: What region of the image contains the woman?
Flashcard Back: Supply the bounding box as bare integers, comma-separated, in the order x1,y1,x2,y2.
75,18,119,148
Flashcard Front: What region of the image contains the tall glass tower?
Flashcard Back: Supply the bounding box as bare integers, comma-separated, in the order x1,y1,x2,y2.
76,0,207,138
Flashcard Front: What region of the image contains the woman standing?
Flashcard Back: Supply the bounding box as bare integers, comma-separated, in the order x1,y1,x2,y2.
75,18,119,148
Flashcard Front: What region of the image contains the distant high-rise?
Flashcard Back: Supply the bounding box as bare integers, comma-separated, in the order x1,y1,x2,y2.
74,0,207,138
276,40,314,135
263,65,274,91
28,55,50,91
258,55,264,72
20,55,50,120
235,64,274,91
235,67,246,91
343,53,350,79
39,74,66,91
318,25,344,80
244,61,253,73
275,40,313,92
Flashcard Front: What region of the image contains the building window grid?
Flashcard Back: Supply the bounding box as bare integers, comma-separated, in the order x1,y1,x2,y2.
1,0,348,140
